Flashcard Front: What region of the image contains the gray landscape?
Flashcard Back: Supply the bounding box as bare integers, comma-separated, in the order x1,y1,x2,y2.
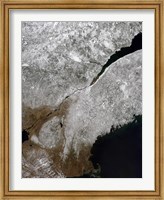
22,22,142,178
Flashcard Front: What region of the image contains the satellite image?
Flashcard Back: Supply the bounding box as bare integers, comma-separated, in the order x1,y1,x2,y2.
22,22,142,178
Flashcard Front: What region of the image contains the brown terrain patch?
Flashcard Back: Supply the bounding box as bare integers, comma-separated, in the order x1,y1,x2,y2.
23,139,94,177
22,98,71,137
22,98,93,177
62,144,94,177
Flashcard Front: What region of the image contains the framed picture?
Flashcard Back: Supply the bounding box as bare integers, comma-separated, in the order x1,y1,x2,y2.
0,0,163,199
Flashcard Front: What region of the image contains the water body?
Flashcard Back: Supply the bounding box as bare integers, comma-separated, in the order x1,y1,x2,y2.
72,115,142,178
90,32,142,85
22,130,29,143
71,32,142,178
89,115,142,178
